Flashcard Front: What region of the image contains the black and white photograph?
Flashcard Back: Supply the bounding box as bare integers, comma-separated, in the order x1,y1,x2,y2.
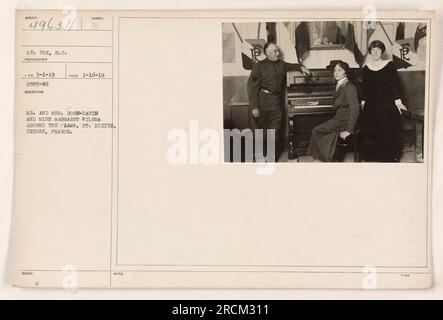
223,20,428,162
4,6,438,293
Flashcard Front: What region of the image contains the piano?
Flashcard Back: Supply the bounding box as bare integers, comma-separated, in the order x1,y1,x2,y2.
286,69,336,159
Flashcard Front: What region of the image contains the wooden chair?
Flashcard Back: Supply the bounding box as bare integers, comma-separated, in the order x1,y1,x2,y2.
334,129,360,162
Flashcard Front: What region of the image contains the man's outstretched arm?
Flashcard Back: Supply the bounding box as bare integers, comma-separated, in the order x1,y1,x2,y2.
284,62,311,75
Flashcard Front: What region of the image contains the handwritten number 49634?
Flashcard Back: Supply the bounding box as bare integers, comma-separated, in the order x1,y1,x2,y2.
28,17,77,31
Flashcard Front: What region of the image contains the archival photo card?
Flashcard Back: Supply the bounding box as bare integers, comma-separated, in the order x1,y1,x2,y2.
12,10,434,289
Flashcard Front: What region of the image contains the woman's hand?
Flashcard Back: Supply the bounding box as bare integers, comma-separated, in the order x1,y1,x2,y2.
251,108,260,118
339,131,351,140
395,99,408,115
361,100,365,111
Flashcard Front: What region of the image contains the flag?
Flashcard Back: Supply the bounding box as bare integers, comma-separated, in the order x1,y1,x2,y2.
241,50,253,70
231,23,267,70
395,22,405,41
266,22,277,43
295,22,310,63
277,22,298,63
345,22,364,67
414,24,427,51
241,39,266,70
335,21,347,45
367,28,376,42
392,37,418,70
392,21,418,70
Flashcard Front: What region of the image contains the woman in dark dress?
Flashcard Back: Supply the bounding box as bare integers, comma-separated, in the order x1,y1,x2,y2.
308,61,360,162
360,40,408,162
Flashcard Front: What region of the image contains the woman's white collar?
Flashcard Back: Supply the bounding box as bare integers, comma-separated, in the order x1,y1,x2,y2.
366,59,390,71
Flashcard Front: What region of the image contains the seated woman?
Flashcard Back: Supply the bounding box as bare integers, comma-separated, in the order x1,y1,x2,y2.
307,61,360,162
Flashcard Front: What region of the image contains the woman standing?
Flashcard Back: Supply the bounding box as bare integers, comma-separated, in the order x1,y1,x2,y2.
308,61,360,162
360,40,408,162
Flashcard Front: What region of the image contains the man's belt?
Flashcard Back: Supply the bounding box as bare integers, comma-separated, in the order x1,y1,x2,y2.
260,88,281,96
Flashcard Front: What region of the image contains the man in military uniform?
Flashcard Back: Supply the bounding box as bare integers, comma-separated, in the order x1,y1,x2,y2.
248,42,311,162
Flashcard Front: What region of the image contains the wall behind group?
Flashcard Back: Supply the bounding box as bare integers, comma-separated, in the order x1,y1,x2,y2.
223,21,427,114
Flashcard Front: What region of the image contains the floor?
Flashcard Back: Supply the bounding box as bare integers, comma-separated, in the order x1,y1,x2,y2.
279,118,423,163
280,142,419,163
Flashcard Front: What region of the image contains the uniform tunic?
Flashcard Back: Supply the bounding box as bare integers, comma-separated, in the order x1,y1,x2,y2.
307,80,360,162
247,59,302,161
